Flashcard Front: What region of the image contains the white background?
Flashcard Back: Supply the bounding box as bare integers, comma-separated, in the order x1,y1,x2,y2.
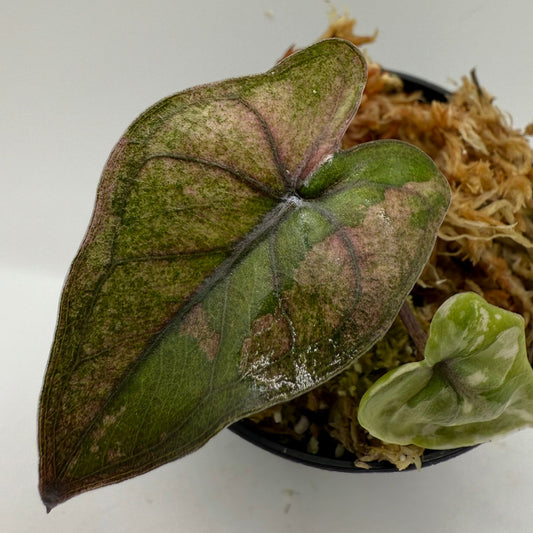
2,1,533,531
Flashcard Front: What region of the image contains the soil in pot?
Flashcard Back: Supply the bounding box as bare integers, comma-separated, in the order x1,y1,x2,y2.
231,15,533,471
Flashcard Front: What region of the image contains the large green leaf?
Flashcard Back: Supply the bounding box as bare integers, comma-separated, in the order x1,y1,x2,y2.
39,39,450,508
358,292,533,448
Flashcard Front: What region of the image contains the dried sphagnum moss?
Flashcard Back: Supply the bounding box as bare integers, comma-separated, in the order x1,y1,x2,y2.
248,13,533,470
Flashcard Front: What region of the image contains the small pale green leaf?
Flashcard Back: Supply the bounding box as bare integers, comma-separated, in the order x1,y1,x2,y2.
39,39,450,508
358,292,533,449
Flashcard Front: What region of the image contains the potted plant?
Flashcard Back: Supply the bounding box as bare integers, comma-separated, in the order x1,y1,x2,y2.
38,20,533,510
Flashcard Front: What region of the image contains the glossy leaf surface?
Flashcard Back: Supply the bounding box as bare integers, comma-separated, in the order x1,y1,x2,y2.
39,39,450,508
358,292,533,449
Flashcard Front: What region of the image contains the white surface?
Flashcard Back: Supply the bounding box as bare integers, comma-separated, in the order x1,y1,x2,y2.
2,1,533,532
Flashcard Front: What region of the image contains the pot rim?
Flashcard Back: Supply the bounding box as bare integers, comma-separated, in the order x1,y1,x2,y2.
229,419,474,472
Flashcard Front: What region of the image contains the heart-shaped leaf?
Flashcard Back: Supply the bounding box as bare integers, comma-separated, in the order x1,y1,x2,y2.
39,39,450,508
358,292,533,449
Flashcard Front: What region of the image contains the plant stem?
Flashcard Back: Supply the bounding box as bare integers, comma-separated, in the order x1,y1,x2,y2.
399,300,428,356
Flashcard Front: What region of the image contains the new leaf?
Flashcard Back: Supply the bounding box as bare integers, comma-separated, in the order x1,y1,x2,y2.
358,292,533,448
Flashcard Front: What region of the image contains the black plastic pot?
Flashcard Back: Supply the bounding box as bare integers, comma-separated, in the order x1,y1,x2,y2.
229,71,474,472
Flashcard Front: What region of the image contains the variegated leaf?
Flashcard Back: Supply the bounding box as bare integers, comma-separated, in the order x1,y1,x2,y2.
39,39,450,508
358,292,533,449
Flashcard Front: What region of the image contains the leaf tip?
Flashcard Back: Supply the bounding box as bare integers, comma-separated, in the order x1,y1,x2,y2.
40,479,67,513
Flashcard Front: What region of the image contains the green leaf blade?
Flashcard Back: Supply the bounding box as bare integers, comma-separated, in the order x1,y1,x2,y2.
39,40,450,508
